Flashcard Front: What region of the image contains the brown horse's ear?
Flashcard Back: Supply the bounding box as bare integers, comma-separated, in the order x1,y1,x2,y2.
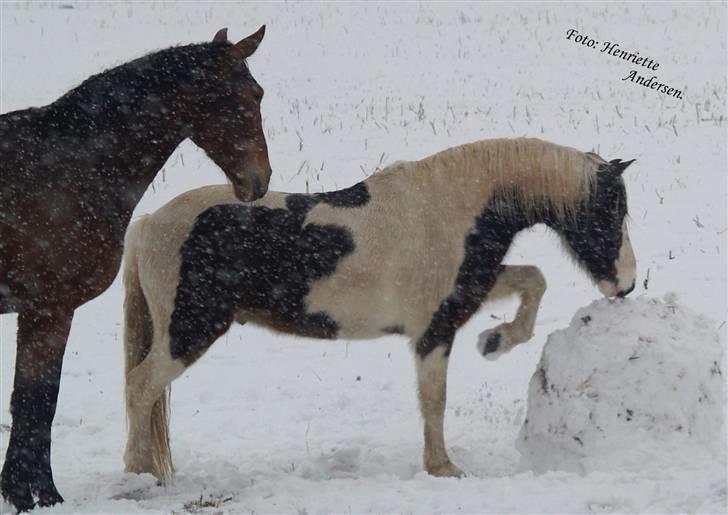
230,25,266,60
213,28,228,43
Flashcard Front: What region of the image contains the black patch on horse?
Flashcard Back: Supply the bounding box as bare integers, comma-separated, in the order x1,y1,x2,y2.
169,186,368,365
415,192,521,357
555,168,628,284
285,182,370,216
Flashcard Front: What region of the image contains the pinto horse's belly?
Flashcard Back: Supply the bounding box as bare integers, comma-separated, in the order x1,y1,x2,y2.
303,288,410,340
234,303,400,341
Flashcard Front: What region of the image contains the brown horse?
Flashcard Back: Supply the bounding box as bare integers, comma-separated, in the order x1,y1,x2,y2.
0,27,272,511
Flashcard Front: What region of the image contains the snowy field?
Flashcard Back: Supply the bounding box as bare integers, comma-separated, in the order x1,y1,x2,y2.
1,1,726,513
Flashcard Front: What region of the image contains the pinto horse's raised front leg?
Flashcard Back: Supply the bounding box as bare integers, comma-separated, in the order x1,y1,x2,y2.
413,344,464,478
476,265,547,360
1,307,73,511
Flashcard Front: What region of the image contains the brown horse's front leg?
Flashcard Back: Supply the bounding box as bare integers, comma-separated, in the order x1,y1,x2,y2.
1,307,73,511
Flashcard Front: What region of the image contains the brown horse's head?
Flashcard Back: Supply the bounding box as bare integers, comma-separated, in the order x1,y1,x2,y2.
184,27,272,201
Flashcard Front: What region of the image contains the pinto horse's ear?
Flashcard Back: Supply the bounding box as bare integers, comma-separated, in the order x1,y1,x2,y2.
213,28,228,43
230,25,266,60
610,158,636,175
600,158,635,175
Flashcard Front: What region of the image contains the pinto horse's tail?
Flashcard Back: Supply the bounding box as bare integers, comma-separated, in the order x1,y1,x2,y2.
123,215,174,481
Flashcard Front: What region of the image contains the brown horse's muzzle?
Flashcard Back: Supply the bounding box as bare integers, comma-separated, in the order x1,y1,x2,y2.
231,163,271,202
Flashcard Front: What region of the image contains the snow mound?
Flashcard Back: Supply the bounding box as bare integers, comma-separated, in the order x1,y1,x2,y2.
516,295,726,475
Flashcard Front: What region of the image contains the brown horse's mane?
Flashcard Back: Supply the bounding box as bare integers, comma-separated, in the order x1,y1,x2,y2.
11,42,246,136
0,41,247,189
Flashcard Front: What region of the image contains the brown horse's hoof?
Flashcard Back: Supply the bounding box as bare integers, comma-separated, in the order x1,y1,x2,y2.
37,483,65,508
2,489,35,513
1,461,33,512
1,455,64,512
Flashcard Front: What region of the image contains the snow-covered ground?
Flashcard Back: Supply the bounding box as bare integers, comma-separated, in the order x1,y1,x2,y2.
517,297,725,478
1,2,726,513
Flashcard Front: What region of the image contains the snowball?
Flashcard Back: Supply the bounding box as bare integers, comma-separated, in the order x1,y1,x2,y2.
516,296,726,475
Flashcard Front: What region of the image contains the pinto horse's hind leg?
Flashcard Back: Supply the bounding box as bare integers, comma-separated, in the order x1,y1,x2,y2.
476,265,547,359
413,344,464,478
124,341,185,480
1,307,73,511
125,313,230,479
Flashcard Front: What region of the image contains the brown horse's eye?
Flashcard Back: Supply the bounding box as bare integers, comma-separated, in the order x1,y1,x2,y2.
252,85,264,104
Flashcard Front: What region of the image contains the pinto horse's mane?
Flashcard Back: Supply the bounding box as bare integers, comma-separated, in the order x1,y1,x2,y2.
381,137,604,223
43,42,242,134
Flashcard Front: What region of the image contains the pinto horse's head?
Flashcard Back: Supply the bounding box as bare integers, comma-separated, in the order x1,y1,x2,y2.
559,158,636,298
183,27,271,201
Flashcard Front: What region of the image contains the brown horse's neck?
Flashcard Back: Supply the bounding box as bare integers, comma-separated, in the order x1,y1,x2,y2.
0,103,190,259
101,117,187,215
63,113,188,240
0,41,246,312
4,50,221,231
0,104,191,311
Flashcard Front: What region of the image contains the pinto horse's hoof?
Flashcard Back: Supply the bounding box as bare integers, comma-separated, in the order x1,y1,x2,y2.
477,330,501,357
426,461,466,478
477,330,512,361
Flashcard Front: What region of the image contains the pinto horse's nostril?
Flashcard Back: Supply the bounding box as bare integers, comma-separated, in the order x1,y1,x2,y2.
617,282,635,298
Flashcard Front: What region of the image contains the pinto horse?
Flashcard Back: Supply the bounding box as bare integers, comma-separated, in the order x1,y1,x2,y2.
0,27,272,511
122,138,636,482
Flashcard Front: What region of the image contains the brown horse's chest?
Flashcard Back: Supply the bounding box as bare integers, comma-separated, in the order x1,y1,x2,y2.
0,205,128,310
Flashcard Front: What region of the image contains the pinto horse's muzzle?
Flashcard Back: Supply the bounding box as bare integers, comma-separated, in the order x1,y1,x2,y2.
617,281,635,298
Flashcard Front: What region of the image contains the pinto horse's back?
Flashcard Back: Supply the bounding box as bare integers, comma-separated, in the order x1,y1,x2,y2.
122,185,288,376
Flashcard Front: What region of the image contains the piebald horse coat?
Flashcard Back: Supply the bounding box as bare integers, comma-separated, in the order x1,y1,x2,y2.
123,137,636,481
